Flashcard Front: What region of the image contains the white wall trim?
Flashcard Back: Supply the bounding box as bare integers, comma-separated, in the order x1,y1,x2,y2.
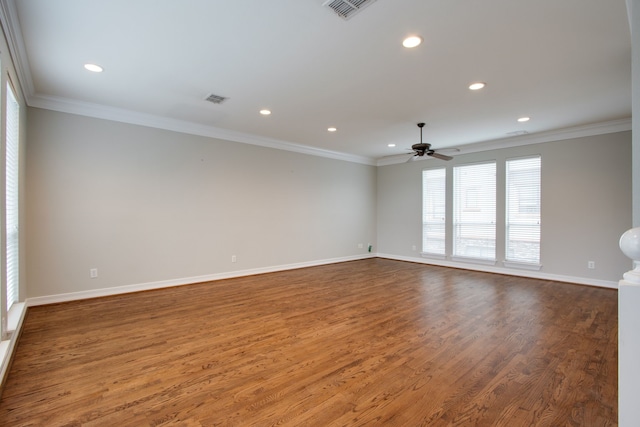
25,95,633,170
0,0,631,170
0,0,364,168
377,118,632,166
27,94,377,166
378,253,619,289
25,253,617,308
25,254,377,307
0,302,27,390
0,0,35,102
3,254,614,389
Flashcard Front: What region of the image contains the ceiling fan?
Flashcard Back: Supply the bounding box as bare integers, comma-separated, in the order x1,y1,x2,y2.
407,122,457,161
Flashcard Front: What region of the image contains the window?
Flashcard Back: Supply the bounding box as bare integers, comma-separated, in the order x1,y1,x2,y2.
5,83,19,309
506,156,541,264
453,162,496,260
422,168,446,255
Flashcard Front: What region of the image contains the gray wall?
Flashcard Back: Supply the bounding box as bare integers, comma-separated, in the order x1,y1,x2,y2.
377,131,632,284
24,107,633,297
26,108,377,298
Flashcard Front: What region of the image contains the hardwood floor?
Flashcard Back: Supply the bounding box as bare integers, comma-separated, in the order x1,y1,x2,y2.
0,259,617,426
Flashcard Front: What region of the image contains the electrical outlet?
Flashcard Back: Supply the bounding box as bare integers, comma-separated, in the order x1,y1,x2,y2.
231,255,237,263
90,268,98,278
588,261,595,269
412,245,417,251
358,243,363,249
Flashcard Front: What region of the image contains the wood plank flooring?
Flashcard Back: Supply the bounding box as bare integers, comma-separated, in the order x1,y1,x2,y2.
0,259,617,426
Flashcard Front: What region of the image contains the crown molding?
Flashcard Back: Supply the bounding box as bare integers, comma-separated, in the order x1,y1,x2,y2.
28,90,634,168
0,0,35,101
29,94,378,166
0,0,377,166
1,0,631,168
376,118,632,166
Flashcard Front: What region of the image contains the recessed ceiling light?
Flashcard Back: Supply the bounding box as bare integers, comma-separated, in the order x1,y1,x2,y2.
388,143,396,148
402,36,422,48
469,82,486,90
517,116,531,122
84,63,103,73
327,127,337,132
259,109,271,116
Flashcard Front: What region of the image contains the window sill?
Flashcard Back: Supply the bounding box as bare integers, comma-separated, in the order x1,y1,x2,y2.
0,340,8,367
7,302,25,333
451,256,497,266
503,261,542,271
420,252,447,260
1,302,26,381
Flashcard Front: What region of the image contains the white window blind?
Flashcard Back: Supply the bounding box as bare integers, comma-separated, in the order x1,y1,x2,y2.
506,156,541,264
422,168,446,255
6,83,19,309
453,162,496,260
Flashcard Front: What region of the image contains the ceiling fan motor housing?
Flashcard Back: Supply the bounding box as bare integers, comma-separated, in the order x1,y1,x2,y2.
412,142,430,155
408,122,454,161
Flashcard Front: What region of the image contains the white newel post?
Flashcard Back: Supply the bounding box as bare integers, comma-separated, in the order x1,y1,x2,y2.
619,227,640,426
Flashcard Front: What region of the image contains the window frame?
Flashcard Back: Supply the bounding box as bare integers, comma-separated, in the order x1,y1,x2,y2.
451,161,497,263
504,155,542,268
422,167,447,257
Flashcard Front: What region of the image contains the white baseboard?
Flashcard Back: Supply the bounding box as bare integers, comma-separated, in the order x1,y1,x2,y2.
25,254,377,307
377,253,619,289
26,252,617,308
3,253,614,390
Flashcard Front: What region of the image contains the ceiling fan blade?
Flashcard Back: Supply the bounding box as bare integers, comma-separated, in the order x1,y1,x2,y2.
428,152,453,161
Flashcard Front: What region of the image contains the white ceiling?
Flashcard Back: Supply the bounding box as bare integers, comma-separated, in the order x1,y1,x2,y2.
2,0,632,164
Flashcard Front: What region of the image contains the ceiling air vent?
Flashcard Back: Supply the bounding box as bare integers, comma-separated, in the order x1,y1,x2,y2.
323,0,378,20
204,93,228,104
